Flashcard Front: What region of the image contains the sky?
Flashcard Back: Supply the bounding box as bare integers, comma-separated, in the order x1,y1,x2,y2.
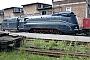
0,0,52,10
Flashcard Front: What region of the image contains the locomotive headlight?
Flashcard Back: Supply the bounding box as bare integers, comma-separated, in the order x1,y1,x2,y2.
75,26,78,29
74,26,78,31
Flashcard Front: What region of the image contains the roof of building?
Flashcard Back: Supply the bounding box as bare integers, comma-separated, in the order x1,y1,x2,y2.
4,7,23,10
22,2,52,6
52,0,86,4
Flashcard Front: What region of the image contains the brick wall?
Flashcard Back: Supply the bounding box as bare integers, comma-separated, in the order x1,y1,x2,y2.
63,4,86,27
23,4,40,16
0,15,3,30
53,6,62,13
53,0,86,5
23,4,52,16
4,9,14,19
88,0,90,3
47,9,52,14
4,8,24,19
53,1,87,27
0,15,4,22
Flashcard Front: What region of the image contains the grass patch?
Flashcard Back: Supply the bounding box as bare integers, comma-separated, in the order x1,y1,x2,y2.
0,51,57,60
24,39,90,54
0,39,90,60
0,51,90,60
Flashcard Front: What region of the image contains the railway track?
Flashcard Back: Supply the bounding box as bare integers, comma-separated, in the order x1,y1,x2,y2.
1,31,90,58
15,48,90,58
20,38,90,58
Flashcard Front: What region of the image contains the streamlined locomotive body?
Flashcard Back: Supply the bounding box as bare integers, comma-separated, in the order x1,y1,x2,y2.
24,12,79,34
1,11,79,34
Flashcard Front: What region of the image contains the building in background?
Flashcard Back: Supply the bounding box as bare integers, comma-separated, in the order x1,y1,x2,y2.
0,10,4,22
0,10,4,30
4,7,23,19
22,2,52,17
52,0,90,27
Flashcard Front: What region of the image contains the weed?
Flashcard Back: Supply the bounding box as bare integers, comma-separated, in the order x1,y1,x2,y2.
48,39,57,47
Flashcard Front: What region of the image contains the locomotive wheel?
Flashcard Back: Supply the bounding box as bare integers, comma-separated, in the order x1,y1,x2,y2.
29,28,63,34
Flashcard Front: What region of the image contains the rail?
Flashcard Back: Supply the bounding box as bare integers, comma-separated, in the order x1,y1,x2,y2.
15,48,90,58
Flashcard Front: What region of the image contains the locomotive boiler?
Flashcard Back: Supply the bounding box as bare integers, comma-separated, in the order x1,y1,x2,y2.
1,11,79,34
